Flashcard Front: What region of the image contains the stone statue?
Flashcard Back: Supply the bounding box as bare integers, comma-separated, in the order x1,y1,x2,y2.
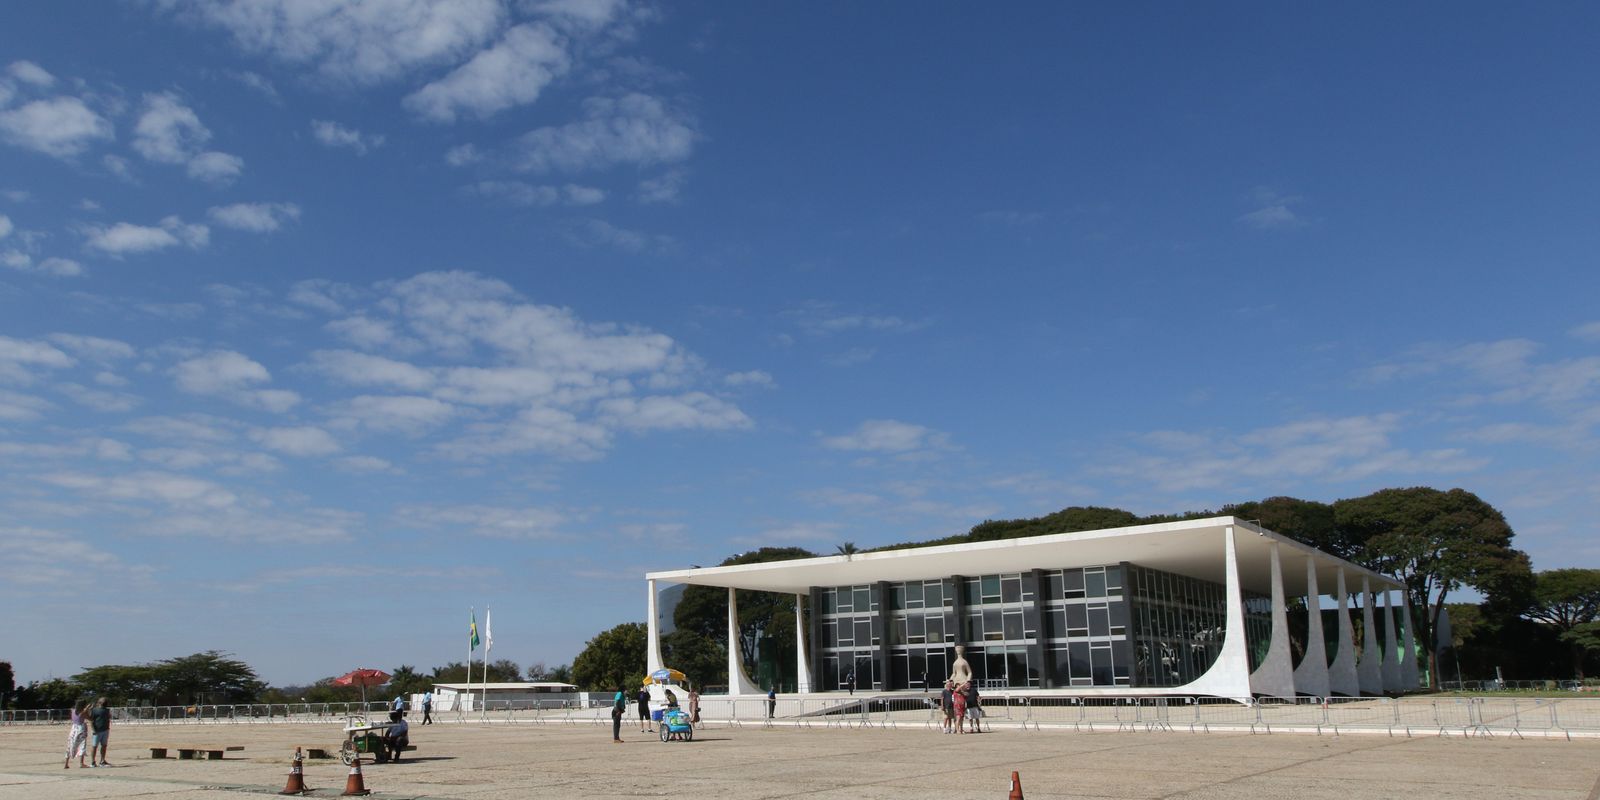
949,645,973,685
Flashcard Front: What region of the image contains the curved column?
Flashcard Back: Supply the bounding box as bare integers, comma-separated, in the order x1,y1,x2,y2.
1380,590,1402,692
1291,559,1330,698
1249,542,1296,698
727,588,764,696
1356,577,1383,695
795,593,813,693
1400,592,1421,690
1176,525,1253,698
646,579,664,673
1327,569,1360,697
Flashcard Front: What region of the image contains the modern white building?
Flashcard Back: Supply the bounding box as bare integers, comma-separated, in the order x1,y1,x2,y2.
645,517,1421,698
428,682,581,710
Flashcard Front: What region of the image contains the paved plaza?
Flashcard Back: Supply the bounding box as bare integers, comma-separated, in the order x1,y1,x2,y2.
2,720,1597,799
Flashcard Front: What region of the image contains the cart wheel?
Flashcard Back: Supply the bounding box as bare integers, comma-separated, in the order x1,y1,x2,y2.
684,727,693,742
659,726,669,742
339,741,356,766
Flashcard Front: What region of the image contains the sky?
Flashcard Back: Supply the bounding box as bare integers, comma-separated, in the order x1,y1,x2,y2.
2,2,1598,688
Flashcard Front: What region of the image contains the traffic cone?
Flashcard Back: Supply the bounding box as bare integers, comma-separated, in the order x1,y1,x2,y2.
1008,770,1024,799
279,747,310,795
341,755,371,796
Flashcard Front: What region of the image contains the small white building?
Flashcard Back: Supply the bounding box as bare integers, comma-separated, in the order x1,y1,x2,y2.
428,682,581,711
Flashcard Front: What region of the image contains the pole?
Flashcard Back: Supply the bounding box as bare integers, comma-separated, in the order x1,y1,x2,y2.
467,606,474,718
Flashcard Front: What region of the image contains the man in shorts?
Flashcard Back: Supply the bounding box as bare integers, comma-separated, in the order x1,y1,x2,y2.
964,682,982,733
89,697,111,766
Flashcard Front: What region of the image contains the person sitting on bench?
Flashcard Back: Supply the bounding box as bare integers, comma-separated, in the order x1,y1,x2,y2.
383,711,409,762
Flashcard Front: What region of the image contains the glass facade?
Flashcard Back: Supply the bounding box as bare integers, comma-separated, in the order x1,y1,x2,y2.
812,562,1266,691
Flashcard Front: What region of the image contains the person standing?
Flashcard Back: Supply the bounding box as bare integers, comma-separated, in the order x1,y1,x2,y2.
951,683,967,735
846,669,856,696
421,691,433,725
964,681,982,733
64,702,88,768
766,686,776,719
392,694,406,715
610,684,627,743
636,686,652,732
687,688,700,724
88,697,111,767
939,680,955,734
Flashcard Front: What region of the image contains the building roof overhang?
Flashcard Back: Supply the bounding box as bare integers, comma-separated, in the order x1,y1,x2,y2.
646,516,1402,597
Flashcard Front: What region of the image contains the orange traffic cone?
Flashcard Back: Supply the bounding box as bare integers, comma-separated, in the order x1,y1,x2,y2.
279,747,310,795
341,755,371,796
1008,770,1024,799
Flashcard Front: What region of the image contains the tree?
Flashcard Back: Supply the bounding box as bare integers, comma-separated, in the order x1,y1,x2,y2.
1526,569,1600,678
387,665,433,696
570,622,647,691
149,652,265,705
0,661,13,709
1334,487,1532,687
660,629,725,689
525,662,573,683
12,678,80,710
835,542,859,557
1222,496,1352,559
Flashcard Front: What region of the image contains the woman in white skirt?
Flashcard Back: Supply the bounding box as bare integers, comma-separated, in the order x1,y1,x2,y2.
64,702,88,768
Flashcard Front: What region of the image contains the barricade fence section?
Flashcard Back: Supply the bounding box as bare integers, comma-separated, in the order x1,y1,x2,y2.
5,695,1599,738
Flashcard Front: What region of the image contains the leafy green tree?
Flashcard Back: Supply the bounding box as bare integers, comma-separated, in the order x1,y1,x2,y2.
72,664,158,705
149,652,265,705
1526,569,1600,678
1562,622,1600,673
673,547,816,687
570,622,647,691
387,665,433,696
12,678,82,710
1334,487,1532,686
661,629,725,689
1222,496,1352,559
0,661,13,709
835,542,859,556
525,662,574,683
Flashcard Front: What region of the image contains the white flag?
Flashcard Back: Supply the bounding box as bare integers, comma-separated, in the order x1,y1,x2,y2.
486,607,493,655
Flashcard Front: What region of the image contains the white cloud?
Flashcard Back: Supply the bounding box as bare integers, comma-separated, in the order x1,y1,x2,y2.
172,350,300,412
47,333,136,361
307,349,434,390
1570,321,1600,343
724,370,774,388
597,392,751,431
83,215,208,256
287,279,356,314
515,93,694,173
102,153,134,179
159,0,505,85
57,382,140,413
822,419,951,454
398,503,567,539
334,455,397,473
0,526,133,588
636,168,685,204
784,301,927,336
0,214,11,239
42,469,238,509
250,425,341,456
326,315,406,349
207,202,301,232
0,389,53,421
1237,187,1305,230
131,93,243,183
0,335,75,384
7,61,55,87
132,92,210,163
406,22,571,122
0,96,114,158
562,217,668,252
187,150,245,183
311,120,384,155
469,180,604,207
333,394,455,433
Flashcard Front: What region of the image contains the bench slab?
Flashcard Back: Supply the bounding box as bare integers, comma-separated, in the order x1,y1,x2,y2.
148,746,243,760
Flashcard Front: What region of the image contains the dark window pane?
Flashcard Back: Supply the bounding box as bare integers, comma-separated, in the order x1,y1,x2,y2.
1002,576,1022,604
1044,571,1063,600
1049,609,1067,638
1067,604,1088,634
855,620,871,646
890,584,905,610
1069,642,1090,680
1092,646,1112,685
1051,645,1072,685
981,574,1001,601
1087,570,1107,598
964,578,981,606
983,608,1002,641
855,588,870,612
1090,606,1110,637
1105,565,1123,590
925,581,942,608
926,614,944,642
986,651,1007,685
906,581,923,608
1003,610,1024,641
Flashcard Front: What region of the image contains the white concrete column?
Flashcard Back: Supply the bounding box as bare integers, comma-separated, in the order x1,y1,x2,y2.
1400,591,1421,690
727,588,764,696
795,593,812,693
1327,569,1360,697
1249,541,1296,698
646,579,664,673
1356,577,1383,695
1380,589,1402,692
1291,559,1330,698
1178,525,1254,698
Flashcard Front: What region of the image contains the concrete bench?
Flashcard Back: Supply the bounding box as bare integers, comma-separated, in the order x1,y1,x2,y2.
149,745,244,760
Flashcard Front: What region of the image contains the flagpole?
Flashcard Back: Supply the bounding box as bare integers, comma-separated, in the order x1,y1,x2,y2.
482,606,491,720
467,606,474,719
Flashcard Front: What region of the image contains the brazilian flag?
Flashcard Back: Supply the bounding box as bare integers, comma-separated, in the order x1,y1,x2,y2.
470,611,481,650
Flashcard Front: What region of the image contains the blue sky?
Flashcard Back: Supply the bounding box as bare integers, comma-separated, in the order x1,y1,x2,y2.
3,2,1598,687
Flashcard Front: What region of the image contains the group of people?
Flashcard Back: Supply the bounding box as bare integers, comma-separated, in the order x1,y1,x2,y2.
63,698,112,768
938,679,984,734
611,684,700,742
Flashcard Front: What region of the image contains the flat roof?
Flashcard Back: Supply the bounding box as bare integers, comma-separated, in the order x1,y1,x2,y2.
432,682,578,691
646,516,1402,597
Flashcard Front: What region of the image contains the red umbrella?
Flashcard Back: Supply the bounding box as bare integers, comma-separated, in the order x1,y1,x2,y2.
333,668,391,708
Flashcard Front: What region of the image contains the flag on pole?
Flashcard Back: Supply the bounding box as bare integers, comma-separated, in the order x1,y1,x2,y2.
486,608,494,655
470,610,481,651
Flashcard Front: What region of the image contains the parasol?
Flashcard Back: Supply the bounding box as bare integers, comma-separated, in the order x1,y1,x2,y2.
645,667,687,685
333,668,391,708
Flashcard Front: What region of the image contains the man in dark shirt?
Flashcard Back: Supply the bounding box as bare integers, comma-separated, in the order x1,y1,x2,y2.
89,697,111,767
383,711,409,762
